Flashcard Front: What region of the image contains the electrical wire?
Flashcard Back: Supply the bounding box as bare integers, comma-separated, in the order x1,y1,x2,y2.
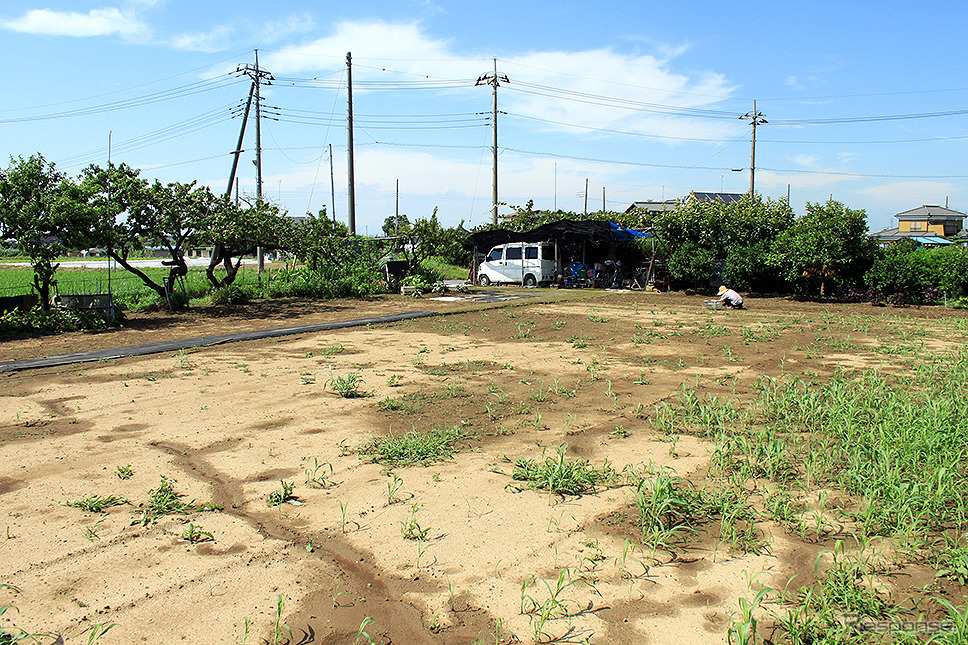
0,75,241,124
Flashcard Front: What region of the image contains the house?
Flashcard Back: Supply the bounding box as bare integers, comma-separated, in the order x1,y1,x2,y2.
871,205,965,247
624,192,746,214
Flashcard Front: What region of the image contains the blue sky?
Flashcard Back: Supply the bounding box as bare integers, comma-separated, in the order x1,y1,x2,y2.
2,0,968,234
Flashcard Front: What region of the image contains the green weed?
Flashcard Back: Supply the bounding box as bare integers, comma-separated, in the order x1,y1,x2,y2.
360,425,475,466
304,458,336,489
67,494,128,513
327,369,368,398
267,481,297,506
179,523,214,543
512,443,619,495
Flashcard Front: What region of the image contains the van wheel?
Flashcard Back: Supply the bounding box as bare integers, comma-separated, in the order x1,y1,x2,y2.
477,275,491,286
523,274,537,287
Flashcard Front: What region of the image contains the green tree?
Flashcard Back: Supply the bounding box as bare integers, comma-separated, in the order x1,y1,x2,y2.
200,199,291,289
631,194,794,291
395,208,474,277
382,214,411,237
82,165,215,309
0,154,95,309
768,199,876,296
866,241,968,301
284,211,360,270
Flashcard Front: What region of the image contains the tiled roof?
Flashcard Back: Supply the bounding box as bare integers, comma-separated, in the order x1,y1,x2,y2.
895,205,966,220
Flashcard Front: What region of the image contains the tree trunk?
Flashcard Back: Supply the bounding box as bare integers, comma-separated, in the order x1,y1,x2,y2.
108,251,170,304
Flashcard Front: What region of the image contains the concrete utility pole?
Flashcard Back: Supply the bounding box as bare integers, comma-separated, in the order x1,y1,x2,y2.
346,52,357,235
476,59,508,225
329,143,336,222
234,50,273,272
226,82,255,197
740,100,767,196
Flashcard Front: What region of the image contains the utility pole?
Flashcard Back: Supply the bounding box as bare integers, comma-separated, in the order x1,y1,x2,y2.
235,50,273,272
602,186,606,213
346,52,357,235
740,100,767,197
477,59,508,225
395,179,400,234
226,82,255,197
328,143,336,222
584,178,589,216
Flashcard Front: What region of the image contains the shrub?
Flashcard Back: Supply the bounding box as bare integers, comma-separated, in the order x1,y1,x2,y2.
209,284,253,306
0,305,117,339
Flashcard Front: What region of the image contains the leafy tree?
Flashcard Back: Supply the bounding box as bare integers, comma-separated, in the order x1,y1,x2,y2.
768,199,876,296
0,154,96,309
382,214,411,237
665,240,718,290
200,199,291,289
283,211,361,270
629,194,794,291
82,165,215,309
866,241,968,301
393,208,474,277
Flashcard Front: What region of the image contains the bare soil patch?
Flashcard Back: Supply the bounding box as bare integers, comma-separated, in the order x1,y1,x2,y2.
2,289,966,644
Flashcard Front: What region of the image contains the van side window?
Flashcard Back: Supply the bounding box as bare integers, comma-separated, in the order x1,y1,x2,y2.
525,247,539,260
487,248,503,262
505,247,523,260
541,245,554,260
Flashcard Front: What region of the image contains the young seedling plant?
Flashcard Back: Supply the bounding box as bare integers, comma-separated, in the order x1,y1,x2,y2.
327,369,368,398
267,481,297,506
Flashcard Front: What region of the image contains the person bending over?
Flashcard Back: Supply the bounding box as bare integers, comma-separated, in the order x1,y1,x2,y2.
718,285,744,309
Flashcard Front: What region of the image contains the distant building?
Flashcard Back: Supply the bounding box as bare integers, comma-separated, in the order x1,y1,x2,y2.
871,205,965,247
624,192,746,214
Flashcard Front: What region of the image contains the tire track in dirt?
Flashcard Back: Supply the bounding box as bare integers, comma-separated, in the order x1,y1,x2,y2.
153,440,501,644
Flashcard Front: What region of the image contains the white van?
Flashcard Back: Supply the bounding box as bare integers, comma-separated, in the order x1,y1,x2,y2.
477,242,556,286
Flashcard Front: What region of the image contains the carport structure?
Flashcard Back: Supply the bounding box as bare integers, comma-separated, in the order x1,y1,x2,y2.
464,219,654,287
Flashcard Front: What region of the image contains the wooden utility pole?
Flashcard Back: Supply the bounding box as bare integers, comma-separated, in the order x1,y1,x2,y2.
740,100,767,196
346,52,357,235
583,178,589,216
476,59,508,225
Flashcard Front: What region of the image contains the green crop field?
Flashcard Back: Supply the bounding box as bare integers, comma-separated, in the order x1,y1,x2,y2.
0,265,267,309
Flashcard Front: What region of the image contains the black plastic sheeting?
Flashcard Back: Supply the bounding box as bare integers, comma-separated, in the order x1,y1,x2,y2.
0,310,439,373
464,219,650,251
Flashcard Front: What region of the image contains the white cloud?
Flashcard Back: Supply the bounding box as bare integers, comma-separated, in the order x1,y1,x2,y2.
262,14,316,43
756,169,850,192
855,181,960,205
262,21,456,75
260,21,740,143
1,7,147,38
791,154,821,169
171,25,236,52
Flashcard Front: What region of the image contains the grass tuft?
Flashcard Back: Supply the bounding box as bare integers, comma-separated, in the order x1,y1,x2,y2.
360,425,475,466
512,444,619,495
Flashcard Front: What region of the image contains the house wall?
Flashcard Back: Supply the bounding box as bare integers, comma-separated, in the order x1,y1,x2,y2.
898,219,963,235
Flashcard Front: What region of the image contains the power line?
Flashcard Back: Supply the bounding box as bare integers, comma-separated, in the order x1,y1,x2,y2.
0,75,240,124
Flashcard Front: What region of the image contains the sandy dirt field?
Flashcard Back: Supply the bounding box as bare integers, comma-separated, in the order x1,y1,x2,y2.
1,289,966,644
